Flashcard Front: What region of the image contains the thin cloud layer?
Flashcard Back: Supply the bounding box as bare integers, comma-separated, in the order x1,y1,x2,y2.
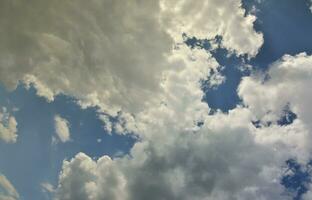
0,174,19,200
0,107,18,143
54,115,71,143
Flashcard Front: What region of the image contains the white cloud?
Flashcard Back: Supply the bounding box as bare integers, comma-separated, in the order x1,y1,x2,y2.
54,115,71,143
0,174,19,200
56,153,127,200
161,0,263,56
0,0,262,117
238,53,312,161
98,115,112,134
55,108,288,200
4,1,303,199
0,107,18,143
54,44,293,200
53,49,312,199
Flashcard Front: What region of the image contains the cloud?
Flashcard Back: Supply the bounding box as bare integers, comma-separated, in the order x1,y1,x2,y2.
304,185,312,200
0,107,18,143
161,0,263,56
55,109,288,200
54,115,71,143
53,47,312,199
41,182,55,193
1,0,310,198
238,53,312,161
54,44,293,200
56,153,127,200
0,174,19,200
0,0,262,117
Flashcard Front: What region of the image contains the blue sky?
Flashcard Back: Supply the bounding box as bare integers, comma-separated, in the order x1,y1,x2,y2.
1,1,312,200
0,85,135,200
203,0,312,112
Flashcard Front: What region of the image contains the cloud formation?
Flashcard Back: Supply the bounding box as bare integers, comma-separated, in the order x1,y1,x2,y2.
239,53,312,161
0,174,19,200
0,107,18,143
53,44,299,200
54,115,71,143
0,0,262,116
6,0,310,199
53,48,312,199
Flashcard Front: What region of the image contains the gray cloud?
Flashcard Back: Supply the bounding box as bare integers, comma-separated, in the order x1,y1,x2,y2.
0,0,262,116
0,1,285,199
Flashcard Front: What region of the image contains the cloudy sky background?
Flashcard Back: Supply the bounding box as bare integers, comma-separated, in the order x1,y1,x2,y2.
1,0,312,199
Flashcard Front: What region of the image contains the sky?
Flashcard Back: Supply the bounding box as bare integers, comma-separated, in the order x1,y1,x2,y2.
0,0,312,200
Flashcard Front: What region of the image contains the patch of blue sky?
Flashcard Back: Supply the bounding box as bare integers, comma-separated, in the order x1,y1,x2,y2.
0,84,136,200
243,0,312,68
282,159,312,200
183,35,248,112
192,0,312,113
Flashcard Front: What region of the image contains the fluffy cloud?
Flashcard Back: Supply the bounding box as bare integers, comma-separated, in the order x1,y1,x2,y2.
0,174,19,200
238,53,312,160
56,153,127,200
1,0,287,199
54,44,293,200
54,115,71,143
0,107,18,143
0,0,262,116
239,53,312,122
161,0,263,56
0,0,172,115
55,109,288,200
53,50,312,199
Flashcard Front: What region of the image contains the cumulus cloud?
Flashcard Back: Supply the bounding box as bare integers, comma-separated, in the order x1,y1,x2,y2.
53,49,312,199
0,0,262,116
54,44,294,200
161,0,263,56
54,115,71,143
0,107,18,143
3,0,299,199
56,153,127,200
238,53,312,161
55,109,288,200
0,174,19,200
